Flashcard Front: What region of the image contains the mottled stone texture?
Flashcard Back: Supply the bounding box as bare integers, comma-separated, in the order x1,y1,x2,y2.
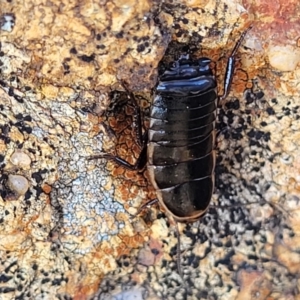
0,0,300,299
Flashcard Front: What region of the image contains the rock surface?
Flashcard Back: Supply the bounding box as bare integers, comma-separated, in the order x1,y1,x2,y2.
0,0,300,299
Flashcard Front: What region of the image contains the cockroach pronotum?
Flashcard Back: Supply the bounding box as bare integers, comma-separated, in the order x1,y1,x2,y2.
90,25,252,276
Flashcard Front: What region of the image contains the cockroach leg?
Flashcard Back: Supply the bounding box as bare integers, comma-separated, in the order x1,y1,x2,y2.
174,220,183,279
120,80,144,147
89,81,148,171
131,198,159,218
220,25,252,102
88,143,147,171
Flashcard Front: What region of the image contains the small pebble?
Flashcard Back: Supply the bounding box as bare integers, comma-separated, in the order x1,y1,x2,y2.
113,288,145,300
138,248,155,266
10,150,31,169
0,14,15,32
268,45,300,71
7,174,29,195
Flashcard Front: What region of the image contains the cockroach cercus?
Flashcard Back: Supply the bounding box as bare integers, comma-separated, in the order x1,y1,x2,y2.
89,25,252,276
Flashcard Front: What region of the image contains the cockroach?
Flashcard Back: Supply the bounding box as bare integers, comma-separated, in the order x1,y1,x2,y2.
90,25,252,276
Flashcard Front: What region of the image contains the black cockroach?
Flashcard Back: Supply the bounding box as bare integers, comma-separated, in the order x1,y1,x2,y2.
90,25,252,275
